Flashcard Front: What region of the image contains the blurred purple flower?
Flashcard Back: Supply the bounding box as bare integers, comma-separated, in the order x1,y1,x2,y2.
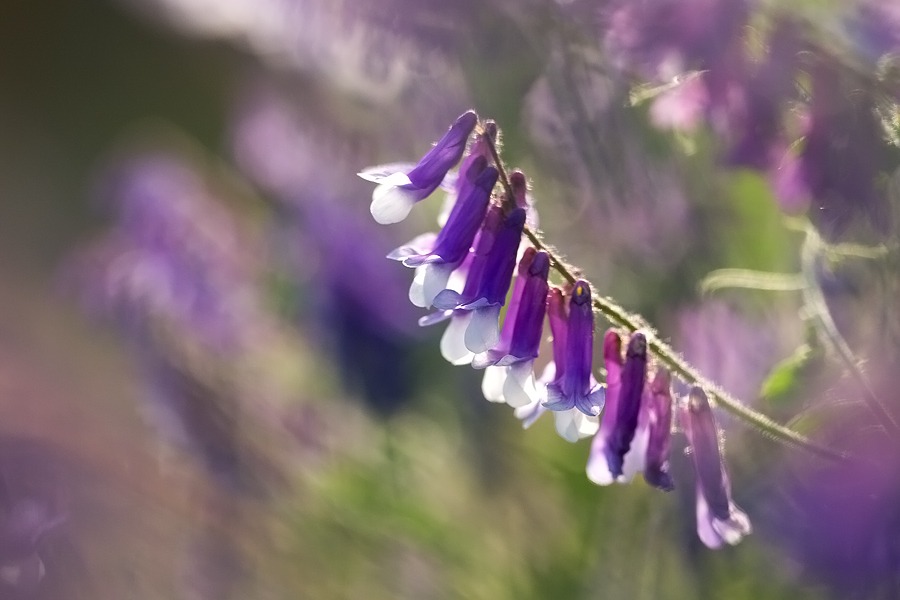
71,154,264,355
762,365,900,594
847,0,900,63
682,387,751,548
603,0,748,77
676,301,780,405
776,59,891,238
360,110,477,224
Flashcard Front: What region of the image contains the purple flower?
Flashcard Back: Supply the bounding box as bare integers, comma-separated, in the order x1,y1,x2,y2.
772,58,890,238
588,331,634,484
642,368,675,491
360,110,478,224
765,381,900,594
475,248,550,407
603,0,748,76
390,159,496,308
509,288,599,442
431,206,526,354
587,332,673,489
542,281,605,417
682,386,751,548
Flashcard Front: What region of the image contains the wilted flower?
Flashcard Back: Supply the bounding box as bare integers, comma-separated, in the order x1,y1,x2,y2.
359,110,477,224
682,387,751,548
543,281,606,416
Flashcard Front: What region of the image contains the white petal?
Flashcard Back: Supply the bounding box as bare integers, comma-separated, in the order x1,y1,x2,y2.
464,305,501,354
409,266,429,307
618,423,650,484
502,360,537,408
713,505,752,546
695,489,724,549
573,412,600,438
358,162,416,183
446,264,468,293
440,313,475,365
586,433,616,485
422,263,455,307
514,398,546,429
388,232,437,261
481,366,507,403
553,410,581,443
370,175,419,224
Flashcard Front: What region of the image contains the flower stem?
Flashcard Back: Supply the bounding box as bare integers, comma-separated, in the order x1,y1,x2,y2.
480,122,845,461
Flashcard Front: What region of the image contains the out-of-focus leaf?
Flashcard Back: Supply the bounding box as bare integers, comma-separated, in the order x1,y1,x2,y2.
699,268,805,294
760,344,820,403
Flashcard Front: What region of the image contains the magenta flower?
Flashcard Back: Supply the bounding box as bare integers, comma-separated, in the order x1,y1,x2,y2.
542,281,605,417
360,110,478,224
682,387,751,548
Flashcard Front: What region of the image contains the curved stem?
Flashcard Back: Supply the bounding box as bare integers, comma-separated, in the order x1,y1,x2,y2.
801,228,899,435
480,124,845,461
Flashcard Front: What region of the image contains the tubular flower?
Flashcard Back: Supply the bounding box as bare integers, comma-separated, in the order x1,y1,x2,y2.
588,331,637,484
543,281,606,417
683,387,752,548
642,368,675,491
389,160,496,308
432,206,526,354
510,288,599,441
359,110,478,224
586,332,675,489
476,248,550,407
505,289,596,441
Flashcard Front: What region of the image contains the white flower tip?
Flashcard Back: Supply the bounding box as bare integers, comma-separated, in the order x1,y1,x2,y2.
370,181,418,224
586,454,616,485
464,306,501,354
715,506,752,546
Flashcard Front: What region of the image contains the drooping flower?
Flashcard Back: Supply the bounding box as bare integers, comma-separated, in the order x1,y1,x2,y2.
508,287,599,442
682,386,751,548
475,248,550,407
586,333,674,489
432,206,526,354
543,281,606,416
359,110,478,224
642,368,675,491
389,158,495,308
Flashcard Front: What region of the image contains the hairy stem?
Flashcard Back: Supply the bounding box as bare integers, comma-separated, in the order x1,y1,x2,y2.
480,122,845,461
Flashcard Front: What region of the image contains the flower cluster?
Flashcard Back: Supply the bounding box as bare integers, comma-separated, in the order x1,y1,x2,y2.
360,112,751,548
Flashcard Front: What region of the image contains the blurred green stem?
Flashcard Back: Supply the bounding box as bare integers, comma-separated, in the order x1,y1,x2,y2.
800,228,899,434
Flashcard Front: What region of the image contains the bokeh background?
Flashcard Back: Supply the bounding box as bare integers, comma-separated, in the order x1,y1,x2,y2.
1,0,899,598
